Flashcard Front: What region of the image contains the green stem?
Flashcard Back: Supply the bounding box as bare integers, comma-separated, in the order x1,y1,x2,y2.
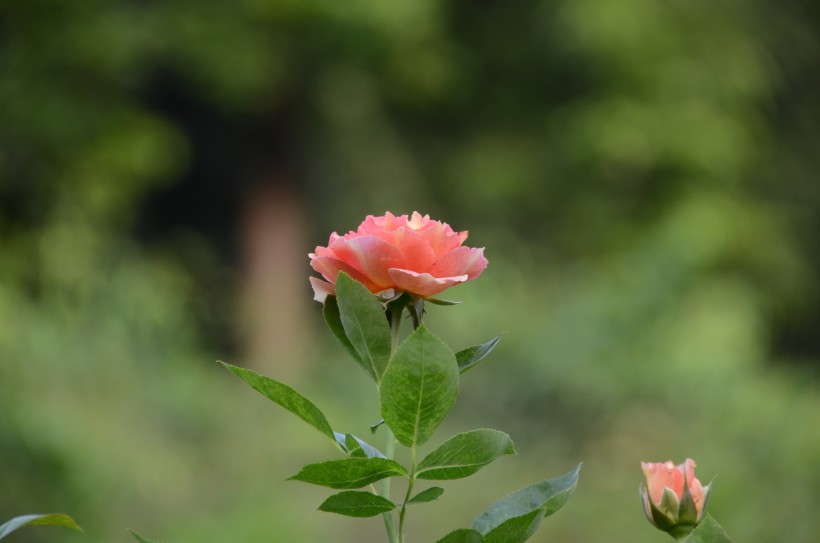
398,445,417,543
381,304,405,543
381,427,398,543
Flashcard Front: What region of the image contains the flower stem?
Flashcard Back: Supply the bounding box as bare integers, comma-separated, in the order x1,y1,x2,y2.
397,445,417,543
381,427,398,543
381,304,405,543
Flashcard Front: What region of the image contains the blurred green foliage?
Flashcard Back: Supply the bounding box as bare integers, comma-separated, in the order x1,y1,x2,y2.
1,0,819,542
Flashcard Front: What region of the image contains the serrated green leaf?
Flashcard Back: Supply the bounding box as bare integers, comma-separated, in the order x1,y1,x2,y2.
417,429,516,480
407,486,445,504
380,325,459,448
483,509,545,543
0,514,83,540
318,491,396,517
336,272,392,382
289,457,407,489
456,335,502,374
437,528,484,543
323,296,362,365
472,463,581,536
129,529,163,543
684,515,732,543
220,361,335,441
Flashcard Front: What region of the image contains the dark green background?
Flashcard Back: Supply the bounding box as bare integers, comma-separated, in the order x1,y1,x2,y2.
2,1,819,541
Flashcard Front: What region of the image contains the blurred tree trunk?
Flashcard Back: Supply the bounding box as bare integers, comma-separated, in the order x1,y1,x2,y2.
239,181,311,380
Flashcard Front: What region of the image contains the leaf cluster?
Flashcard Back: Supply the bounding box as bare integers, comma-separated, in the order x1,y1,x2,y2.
222,273,581,542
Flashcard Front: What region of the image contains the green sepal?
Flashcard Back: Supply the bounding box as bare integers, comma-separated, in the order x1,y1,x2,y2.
472,463,581,537
335,272,392,382
678,479,699,527
456,335,503,374
289,457,407,489
437,528,484,543
660,486,681,519
416,429,516,480
0,514,83,540
220,361,335,441
426,297,462,306
323,296,362,365
407,487,445,505
318,491,396,517
683,514,732,543
380,324,459,448
642,486,678,532
129,529,163,543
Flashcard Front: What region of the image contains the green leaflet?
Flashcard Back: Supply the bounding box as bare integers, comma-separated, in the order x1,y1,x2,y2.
323,295,362,365
289,457,407,489
334,432,385,459
684,515,732,543
472,464,581,538
335,272,392,382
455,335,502,374
483,509,544,543
220,361,335,442
407,487,445,505
0,514,82,540
437,529,485,543
129,529,164,543
417,429,516,480
380,325,459,448
318,491,396,517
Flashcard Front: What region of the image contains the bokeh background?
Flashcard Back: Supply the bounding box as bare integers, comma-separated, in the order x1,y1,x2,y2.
2,0,820,541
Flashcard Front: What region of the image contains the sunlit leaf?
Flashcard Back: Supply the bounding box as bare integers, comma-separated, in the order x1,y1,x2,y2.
380,325,459,448
417,429,516,480
318,491,396,517
220,361,335,441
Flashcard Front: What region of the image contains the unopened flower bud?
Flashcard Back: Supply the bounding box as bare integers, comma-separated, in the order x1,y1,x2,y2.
640,459,711,540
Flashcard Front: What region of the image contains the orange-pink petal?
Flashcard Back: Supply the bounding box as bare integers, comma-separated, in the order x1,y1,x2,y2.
309,277,336,303
430,246,488,279
387,268,469,297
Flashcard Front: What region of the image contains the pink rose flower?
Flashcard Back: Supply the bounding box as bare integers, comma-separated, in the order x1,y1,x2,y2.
309,212,488,302
640,459,711,537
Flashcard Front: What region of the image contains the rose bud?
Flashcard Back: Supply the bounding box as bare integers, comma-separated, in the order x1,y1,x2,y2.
640,458,711,539
309,212,487,303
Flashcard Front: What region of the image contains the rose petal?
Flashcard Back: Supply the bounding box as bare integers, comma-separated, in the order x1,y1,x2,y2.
642,461,682,505
682,459,705,512
310,255,381,292
388,268,468,297
393,227,436,272
430,246,488,279
309,277,336,303
332,235,405,288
